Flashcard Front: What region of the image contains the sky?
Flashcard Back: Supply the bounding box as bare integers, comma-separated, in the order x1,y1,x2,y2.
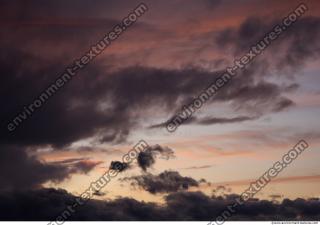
0,0,320,221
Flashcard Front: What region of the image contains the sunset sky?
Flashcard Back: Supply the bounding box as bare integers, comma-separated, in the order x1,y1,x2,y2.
1,0,320,221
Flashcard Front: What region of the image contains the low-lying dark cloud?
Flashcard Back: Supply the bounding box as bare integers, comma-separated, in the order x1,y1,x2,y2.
121,171,199,194
0,188,319,220
0,145,83,190
0,145,102,190
137,145,175,171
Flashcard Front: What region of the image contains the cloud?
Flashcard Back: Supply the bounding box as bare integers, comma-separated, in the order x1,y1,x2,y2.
109,161,130,172
0,6,318,151
212,185,232,196
99,130,130,145
149,115,257,129
181,164,215,170
215,16,320,71
0,1,318,199
68,160,102,174
137,151,155,171
0,145,71,190
93,190,107,197
51,157,102,174
272,98,295,112
121,170,199,194
195,116,257,125
0,188,320,220
51,157,91,164
0,46,297,148
0,51,295,189
269,194,284,202
137,145,175,171
0,145,102,190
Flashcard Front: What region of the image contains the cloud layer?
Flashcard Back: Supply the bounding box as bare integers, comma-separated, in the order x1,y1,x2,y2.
0,188,319,220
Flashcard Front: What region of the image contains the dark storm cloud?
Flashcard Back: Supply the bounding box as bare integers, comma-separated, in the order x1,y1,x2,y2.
0,53,296,147
0,188,319,220
121,171,199,194
0,5,318,150
137,145,175,171
0,49,136,147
